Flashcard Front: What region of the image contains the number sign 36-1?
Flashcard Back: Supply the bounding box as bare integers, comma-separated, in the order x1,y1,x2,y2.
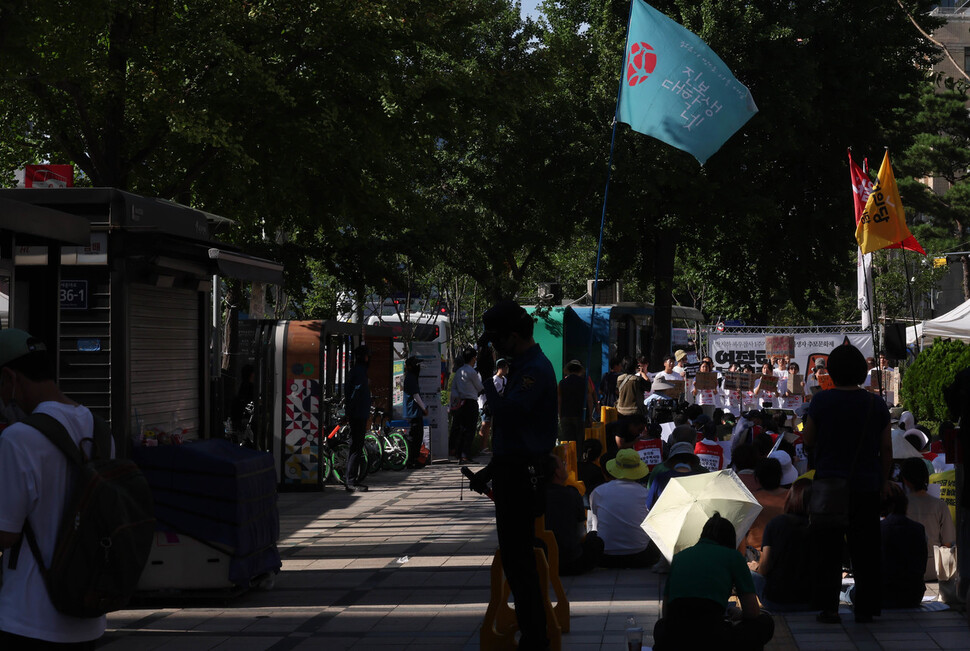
60,280,88,310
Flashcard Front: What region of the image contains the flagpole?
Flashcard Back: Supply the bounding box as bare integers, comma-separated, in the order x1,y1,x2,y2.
582,0,638,425
862,251,884,399
901,250,922,355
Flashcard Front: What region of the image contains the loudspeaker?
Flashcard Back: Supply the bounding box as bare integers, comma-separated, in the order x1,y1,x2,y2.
884,323,908,361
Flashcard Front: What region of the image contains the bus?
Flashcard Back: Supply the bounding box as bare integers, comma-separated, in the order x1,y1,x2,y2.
365,312,452,419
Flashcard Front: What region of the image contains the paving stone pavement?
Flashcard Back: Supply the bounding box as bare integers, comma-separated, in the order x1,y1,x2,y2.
102,461,969,650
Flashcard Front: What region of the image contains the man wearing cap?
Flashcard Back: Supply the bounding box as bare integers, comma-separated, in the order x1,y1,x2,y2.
588,448,654,567
0,329,107,646
475,300,557,650
403,356,428,469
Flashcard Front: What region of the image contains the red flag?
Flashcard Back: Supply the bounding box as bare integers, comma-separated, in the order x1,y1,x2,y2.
847,151,925,254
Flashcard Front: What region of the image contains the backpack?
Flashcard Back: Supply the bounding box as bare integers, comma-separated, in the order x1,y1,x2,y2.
8,413,155,617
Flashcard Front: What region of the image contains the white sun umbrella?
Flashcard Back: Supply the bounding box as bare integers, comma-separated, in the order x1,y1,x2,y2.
642,469,762,562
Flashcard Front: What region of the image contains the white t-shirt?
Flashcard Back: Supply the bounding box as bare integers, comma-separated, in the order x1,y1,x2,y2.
653,371,684,383
0,402,106,643
589,479,650,555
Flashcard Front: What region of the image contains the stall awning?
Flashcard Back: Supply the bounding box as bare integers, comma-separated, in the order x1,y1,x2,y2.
208,248,284,285
0,196,90,245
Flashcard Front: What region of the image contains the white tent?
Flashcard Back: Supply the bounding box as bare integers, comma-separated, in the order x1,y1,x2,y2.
906,298,970,347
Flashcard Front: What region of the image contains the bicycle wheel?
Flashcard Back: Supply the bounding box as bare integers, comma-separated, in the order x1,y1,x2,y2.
320,448,334,484
364,433,384,475
382,429,409,471
330,443,350,485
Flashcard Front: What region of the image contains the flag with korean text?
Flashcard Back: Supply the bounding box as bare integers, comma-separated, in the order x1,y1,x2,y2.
616,0,758,165
855,150,922,255
849,152,875,329
850,151,925,255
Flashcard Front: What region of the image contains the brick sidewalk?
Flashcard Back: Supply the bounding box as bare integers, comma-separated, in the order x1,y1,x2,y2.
100,462,969,650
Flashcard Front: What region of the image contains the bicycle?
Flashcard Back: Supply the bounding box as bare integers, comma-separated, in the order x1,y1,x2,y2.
369,407,409,471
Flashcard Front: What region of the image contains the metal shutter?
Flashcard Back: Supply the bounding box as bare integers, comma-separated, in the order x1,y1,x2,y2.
129,284,200,437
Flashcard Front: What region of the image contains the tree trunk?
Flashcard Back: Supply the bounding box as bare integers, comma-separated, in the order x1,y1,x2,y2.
650,230,676,369
958,219,970,301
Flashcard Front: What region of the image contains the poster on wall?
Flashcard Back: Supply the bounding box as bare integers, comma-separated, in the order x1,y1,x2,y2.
411,342,446,458
708,332,874,379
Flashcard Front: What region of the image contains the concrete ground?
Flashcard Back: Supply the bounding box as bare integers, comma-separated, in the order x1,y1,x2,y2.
101,461,969,650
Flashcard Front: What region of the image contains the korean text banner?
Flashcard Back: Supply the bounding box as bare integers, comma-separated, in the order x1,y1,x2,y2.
616,0,758,165
708,333,874,376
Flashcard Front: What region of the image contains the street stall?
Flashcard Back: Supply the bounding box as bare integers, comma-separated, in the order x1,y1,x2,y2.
0,188,283,442
0,187,286,593
235,319,394,490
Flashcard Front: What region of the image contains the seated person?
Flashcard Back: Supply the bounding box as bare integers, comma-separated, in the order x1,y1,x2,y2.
899,457,956,581
847,483,925,609
646,424,696,491
653,513,775,651
544,455,603,576
577,438,607,504
751,478,814,611
741,456,789,566
694,422,725,472
588,449,654,568
646,441,707,509
731,444,761,493
600,413,647,467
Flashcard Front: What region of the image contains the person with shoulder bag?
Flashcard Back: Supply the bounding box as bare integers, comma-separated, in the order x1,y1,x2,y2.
802,344,892,625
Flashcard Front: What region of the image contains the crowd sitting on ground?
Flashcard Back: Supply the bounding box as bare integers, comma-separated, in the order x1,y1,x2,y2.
522,344,963,649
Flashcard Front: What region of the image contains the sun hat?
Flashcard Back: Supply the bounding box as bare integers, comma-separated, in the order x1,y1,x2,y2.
666,441,698,462
768,450,798,485
0,329,47,368
651,380,675,392
898,411,915,431
891,430,923,459
903,428,929,451
674,349,687,362
606,448,649,480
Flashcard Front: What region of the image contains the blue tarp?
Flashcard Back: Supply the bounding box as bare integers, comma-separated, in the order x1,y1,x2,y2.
133,439,281,584
565,307,612,381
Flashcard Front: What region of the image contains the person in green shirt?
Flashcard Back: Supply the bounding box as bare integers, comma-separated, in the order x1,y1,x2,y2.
652,513,774,651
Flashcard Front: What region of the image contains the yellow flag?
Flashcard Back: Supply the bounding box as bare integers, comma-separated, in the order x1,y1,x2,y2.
855,150,913,254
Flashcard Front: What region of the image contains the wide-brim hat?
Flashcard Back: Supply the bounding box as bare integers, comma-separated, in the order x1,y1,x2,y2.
606,448,649,480
651,380,675,392
769,450,798,485
903,428,929,451
891,430,923,459
0,329,46,368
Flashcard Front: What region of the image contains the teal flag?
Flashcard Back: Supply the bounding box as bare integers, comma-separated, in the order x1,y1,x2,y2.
616,0,757,165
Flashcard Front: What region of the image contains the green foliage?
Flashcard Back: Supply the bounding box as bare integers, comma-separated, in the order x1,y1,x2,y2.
901,338,970,422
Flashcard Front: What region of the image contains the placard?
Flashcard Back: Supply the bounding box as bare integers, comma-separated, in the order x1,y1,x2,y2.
757,374,778,393
787,373,803,395
693,371,717,391
663,380,685,398
818,371,835,391
764,335,795,358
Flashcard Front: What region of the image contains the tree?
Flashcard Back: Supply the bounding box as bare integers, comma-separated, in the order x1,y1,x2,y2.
897,79,970,302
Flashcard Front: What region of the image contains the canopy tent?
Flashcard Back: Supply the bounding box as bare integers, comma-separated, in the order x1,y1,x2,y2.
907,298,970,347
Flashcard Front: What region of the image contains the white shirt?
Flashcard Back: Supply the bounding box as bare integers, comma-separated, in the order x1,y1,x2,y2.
451,363,484,401
653,371,684,383
0,402,106,643
589,479,650,555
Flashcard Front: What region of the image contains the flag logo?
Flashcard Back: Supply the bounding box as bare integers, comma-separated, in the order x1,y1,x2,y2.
626,42,657,86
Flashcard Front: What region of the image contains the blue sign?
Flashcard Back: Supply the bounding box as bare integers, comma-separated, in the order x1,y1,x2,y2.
60,280,89,310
